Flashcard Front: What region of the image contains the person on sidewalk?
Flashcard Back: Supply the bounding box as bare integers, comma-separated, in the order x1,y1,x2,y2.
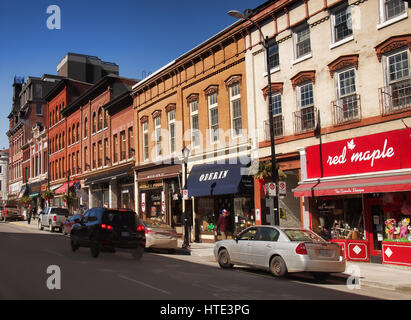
27,206,34,224
217,209,229,240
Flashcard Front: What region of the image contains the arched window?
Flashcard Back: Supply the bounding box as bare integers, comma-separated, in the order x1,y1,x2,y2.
72,124,75,143
98,107,103,131
92,112,97,133
104,110,108,128
84,117,88,137
68,127,71,145
76,123,80,142
62,132,65,148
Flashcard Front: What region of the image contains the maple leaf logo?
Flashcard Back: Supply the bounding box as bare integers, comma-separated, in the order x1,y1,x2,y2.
347,139,355,150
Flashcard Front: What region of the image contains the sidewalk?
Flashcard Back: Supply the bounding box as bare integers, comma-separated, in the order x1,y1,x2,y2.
178,239,411,294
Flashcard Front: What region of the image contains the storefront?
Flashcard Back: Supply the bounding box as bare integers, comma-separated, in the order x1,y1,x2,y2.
186,162,255,242
294,128,411,265
136,164,182,228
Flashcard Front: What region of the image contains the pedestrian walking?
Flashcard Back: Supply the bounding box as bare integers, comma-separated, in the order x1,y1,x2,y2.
27,206,34,224
216,209,229,240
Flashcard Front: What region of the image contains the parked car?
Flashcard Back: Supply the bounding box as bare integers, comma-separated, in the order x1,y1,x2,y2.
142,219,178,252
70,208,146,259
1,203,24,221
62,214,83,235
214,226,345,279
38,207,70,232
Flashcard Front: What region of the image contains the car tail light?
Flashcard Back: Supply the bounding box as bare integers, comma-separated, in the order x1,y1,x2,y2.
137,225,145,232
101,224,112,230
296,243,308,255
53,216,57,222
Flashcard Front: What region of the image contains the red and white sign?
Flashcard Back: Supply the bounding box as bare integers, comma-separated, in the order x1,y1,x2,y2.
279,181,286,196
306,129,411,179
382,242,411,267
266,183,276,196
141,193,146,213
161,191,165,214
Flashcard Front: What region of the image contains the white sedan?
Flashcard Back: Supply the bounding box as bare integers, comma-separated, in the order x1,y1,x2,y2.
214,226,345,279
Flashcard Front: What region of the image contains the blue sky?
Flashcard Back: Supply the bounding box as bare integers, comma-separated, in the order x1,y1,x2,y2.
0,0,264,149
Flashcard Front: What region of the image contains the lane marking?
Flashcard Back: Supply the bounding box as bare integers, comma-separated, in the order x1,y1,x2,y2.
118,274,171,295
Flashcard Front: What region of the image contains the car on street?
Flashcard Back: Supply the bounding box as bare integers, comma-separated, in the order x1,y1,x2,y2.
1,203,24,221
142,219,178,252
70,208,146,259
38,207,70,232
214,226,345,279
62,214,83,235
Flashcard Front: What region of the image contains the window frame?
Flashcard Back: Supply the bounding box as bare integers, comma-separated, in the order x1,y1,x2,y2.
168,110,176,155
190,100,200,149
378,0,408,26
229,82,242,138
142,122,149,162
208,92,219,144
330,4,353,45
293,24,311,60
154,116,162,157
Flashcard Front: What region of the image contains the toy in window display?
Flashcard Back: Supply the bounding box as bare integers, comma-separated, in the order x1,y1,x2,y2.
385,219,396,240
399,218,410,240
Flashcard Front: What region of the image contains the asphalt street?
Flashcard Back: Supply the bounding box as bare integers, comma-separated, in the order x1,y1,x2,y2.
0,221,376,300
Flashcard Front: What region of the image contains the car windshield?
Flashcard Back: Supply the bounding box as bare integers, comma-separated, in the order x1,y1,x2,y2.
143,219,171,229
103,210,137,227
283,229,325,243
52,208,69,215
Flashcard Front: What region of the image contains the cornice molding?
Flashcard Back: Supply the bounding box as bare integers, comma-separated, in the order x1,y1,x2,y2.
375,34,411,62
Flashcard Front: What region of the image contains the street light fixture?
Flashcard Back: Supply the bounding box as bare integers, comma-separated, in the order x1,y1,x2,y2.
228,9,280,226
182,146,190,248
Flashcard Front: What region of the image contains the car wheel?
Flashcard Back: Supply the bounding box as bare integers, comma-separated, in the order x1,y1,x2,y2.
71,239,79,252
218,248,234,269
270,256,287,277
90,242,100,258
131,246,144,261
38,220,43,230
312,272,331,281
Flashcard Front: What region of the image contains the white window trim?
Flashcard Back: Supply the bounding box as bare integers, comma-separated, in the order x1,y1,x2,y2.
296,82,314,111
377,0,408,29
293,24,311,61
190,101,200,149
335,66,357,100
330,35,354,50
292,52,312,65
229,83,242,139
142,122,149,161
168,110,176,156
329,4,354,45
383,48,410,87
154,116,162,158
263,66,281,77
208,93,219,144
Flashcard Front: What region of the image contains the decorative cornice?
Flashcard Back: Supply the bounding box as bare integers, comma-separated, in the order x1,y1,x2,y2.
204,85,218,96
327,54,359,78
262,83,284,98
140,115,148,123
225,74,242,87
186,93,199,103
151,110,162,119
290,71,316,89
375,34,411,62
165,103,176,112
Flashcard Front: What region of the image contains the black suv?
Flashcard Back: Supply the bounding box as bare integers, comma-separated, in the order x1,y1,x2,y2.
70,208,145,259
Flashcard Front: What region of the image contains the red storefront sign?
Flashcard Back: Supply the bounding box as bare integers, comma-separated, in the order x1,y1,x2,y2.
330,239,370,262
306,129,411,179
382,242,411,267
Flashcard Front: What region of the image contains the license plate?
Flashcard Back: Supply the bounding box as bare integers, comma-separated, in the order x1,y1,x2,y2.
121,231,130,237
319,249,330,256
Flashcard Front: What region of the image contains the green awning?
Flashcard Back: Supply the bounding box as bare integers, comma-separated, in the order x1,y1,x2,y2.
29,193,40,198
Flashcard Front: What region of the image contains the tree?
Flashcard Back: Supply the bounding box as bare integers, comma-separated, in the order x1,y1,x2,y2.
254,160,287,180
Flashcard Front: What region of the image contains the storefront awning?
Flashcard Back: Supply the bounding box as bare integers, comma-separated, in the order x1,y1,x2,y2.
54,180,80,195
292,182,319,197
187,163,253,197
294,173,411,197
136,164,181,182
85,166,133,186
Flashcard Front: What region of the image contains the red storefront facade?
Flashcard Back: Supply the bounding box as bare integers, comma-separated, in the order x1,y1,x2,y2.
294,128,411,266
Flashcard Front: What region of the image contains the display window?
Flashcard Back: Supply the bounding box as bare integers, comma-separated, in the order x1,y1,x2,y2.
382,192,411,242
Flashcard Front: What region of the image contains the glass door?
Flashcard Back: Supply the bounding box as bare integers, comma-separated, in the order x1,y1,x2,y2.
365,198,384,262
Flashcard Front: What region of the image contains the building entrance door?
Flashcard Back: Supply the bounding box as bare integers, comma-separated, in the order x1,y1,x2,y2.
365,198,384,263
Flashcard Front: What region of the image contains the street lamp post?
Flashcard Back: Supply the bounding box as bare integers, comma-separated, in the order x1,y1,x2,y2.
182,147,191,248
228,9,280,225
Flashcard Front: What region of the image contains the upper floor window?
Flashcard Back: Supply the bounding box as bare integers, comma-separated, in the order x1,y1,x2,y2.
190,100,200,148
142,122,149,161
380,0,407,22
334,67,360,123
293,24,311,59
331,4,353,44
128,127,134,159
229,82,242,137
92,112,97,133
295,82,316,133
154,116,162,157
98,107,103,131
84,117,88,138
208,92,219,143
36,104,42,115
270,92,284,137
268,41,279,70
104,110,108,129
120,131,126,161
168,110,176,155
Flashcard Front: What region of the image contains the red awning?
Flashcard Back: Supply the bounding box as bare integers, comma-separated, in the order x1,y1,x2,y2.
293,182,319,197
54,181,79,195
313,174,411,196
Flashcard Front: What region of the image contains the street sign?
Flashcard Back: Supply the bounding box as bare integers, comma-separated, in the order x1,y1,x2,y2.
161,191,166,214
265,182,276,196
182,189,189,200
279,181,287,196
141,193,146,213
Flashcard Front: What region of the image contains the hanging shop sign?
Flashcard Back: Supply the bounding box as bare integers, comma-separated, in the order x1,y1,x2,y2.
306,129,411,179
141,193,146,213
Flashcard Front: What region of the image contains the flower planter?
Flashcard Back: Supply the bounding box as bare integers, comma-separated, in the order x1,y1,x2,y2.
382,241,411,267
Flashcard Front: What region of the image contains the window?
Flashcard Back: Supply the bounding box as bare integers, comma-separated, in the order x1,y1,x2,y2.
270,92,284,137
208,93,219,143
104,110,108,128
104,138,109,165
76,123,80,142
296,82,316,132
92,112,96,133
68,128,71,145
229,83,242,137
113,134,119,163
293,24,311,59
380,0,407,23
335,68,359,123
256,227,280,241
142,122,149,161
98,108,103,131
84,117,88,138
84,146,88,170
381,49,411,113
92,143,97,169
72,124,76,144
36,104,42,115
154,117,162,157
98,140,103,167
168,110,176,154
128,127,134,158
62,132,65,148
190,101,200,148
268,41,279,70
331,5,352,43
120,131,126,161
